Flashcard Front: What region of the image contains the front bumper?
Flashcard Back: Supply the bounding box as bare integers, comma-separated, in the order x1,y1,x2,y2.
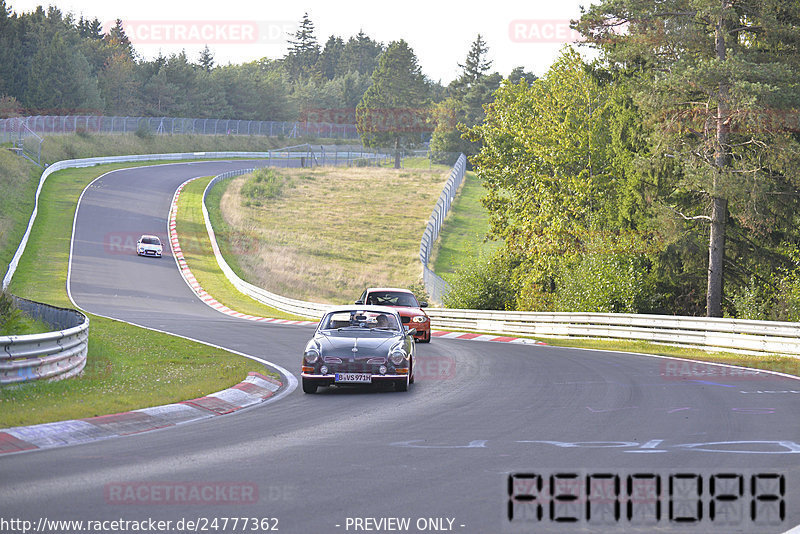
301,372,407,386
138,249,162,257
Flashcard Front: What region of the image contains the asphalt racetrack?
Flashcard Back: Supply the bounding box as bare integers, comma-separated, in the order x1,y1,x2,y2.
2,159,799,534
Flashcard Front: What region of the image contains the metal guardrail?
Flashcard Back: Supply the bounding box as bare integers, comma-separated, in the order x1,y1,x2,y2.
2,148,321,291
0,297,89,384
420,153,466,304
0,115,360,143
200,154,800,357
424,308,800,356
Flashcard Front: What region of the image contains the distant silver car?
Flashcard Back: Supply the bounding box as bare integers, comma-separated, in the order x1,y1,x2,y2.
136,235,163,257
301,306,417,394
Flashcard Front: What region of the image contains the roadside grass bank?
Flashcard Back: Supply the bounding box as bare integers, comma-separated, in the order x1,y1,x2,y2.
0,149,39,276
430,171,498,280
177,177,308,321
216,165,451,303
1,161,277,428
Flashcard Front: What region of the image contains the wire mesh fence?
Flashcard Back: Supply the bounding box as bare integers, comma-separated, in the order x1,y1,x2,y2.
419,153,467,305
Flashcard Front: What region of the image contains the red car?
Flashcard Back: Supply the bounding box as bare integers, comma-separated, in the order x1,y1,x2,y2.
355,288,431,343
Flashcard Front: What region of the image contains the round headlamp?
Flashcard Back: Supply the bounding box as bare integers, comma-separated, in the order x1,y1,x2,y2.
304,349,320,364
411,316,427,323
389,350,406,366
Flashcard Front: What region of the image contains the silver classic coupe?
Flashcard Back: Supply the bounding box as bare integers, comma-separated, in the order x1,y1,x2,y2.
301,306,417,394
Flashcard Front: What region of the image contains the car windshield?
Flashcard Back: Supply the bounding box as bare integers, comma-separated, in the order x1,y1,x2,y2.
141,237,160,245
321,310,400,331
365,291,419,307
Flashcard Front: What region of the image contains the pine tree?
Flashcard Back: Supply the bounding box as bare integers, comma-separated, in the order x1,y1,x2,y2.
198,45,215,72
575,0,800,316
284,13,320,80
356,40,429,167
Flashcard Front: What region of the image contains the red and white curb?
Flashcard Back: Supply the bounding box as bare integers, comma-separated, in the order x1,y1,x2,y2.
0,372,282,454
431,330,546,345
168,180,316,327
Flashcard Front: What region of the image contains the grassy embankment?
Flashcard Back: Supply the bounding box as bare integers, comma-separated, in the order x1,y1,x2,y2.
0,132,305,428
213,162,452,304
429,166,800,377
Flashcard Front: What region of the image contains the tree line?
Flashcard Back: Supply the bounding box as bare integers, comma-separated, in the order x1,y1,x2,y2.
0,1,532,144
445,0,800,320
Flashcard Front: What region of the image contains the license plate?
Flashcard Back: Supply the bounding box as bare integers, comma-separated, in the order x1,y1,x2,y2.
335,373,371,383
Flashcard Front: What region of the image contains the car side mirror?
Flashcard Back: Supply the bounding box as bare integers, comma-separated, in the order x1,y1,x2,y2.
420,302,428,308
406,327,417,336
354,300,364,305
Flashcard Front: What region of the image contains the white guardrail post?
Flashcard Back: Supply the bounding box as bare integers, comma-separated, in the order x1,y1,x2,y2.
0,297,89,384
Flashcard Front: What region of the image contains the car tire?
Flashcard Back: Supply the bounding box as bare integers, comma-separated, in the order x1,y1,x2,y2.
395,375,409,392
409,362,415,384
302,379,318,394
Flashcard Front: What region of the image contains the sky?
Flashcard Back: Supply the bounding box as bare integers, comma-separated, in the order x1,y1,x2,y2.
9,0,598,84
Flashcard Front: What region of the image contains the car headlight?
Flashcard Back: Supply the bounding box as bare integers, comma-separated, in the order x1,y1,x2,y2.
411,316,427,323
304,347,320,364
389,350,407,365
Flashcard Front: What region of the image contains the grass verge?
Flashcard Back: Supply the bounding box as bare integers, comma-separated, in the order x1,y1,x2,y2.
177,177,308,321
216,165,451,303
1,161,277,428
431,171,499,280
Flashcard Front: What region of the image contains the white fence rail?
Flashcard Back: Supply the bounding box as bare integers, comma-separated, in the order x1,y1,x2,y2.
0,297,89,384
419,153,466,304
424,308,800,356
200,162,800,357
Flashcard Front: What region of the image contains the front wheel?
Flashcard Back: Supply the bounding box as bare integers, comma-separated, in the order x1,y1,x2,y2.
395,375,409,392
302,379,318,394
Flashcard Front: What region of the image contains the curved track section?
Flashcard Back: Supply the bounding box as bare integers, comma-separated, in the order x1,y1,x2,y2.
1,160,798,533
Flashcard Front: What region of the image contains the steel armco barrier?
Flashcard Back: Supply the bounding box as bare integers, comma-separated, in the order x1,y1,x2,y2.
0,297,89,384
200,155,800,358
420,153,466,305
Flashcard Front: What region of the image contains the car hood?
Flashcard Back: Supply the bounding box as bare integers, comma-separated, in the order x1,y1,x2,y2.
392,306,427,318
317,333,397,359
139,243,162,250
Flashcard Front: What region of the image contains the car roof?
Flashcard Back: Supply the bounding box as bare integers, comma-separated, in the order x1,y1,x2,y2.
365,287,414,294
324,305,402,316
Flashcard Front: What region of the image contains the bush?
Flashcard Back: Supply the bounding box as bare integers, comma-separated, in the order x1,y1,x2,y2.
442,250,517,310
0,291,24,335
554,252,653,313
134,123,154,139
240,168,292,207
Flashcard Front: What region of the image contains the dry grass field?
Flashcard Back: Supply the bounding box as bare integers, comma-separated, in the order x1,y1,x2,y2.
218,165,450,304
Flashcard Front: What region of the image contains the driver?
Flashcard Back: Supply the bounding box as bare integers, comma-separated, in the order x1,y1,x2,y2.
375,314,390,328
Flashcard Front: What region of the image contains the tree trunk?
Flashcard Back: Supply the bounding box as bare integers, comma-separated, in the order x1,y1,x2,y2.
707,2,731,317
706,196,727,317
394,136,401,169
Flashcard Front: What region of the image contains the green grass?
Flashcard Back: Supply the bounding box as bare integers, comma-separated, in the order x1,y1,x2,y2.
431,171,499,279
0,150,40,277
0,161,277,428
214,165,451,303
177,177,308,321
0,311,52,336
